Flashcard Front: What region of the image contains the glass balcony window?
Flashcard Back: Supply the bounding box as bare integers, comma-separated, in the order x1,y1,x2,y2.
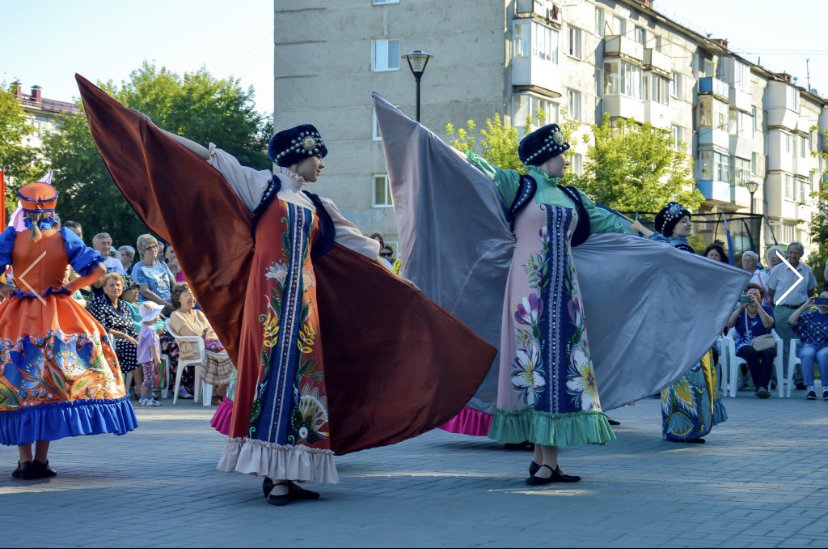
604,59,642,99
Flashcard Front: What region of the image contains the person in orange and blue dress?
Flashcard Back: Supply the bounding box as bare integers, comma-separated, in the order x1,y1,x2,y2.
0,182,138,480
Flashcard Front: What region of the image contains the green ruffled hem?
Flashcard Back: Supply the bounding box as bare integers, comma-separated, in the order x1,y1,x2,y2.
489,408,616,447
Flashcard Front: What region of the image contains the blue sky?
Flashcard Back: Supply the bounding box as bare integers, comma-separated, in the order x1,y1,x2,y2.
1,0,825,114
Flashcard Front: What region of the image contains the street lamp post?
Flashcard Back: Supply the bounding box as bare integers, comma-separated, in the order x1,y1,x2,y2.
401,50,433,122
746,180,760,215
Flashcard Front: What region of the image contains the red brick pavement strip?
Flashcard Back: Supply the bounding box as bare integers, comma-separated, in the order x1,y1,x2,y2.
1,392,827,548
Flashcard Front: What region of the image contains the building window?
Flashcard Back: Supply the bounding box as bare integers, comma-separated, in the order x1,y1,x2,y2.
604,59,642,99
649,73,670,105
513,93,559,135
372,108,382,141
653,36,662,51
611,15,625,36
700,150,730,182
595,8,605,38
811,129,819,153
567,89,582,121
671,73,684,100
800,177,811,202
783,132,792,154
373,174,393,207
733,157,750,186
751,152,758,175
733,60,750,92
672,125,685,151
800,135,807,158
784,173,794,201
786,86,800,112
567,26,582,59
729,110,752,137
372,39,400,71
514,20,559,62
752,105,758,131
634,26,646,44
572,153,583,175
699,96,728,130
372,0,399,3
782,223,795,243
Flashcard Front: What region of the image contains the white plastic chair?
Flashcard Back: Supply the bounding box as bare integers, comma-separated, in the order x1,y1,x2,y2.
715,335,730,397
165,318,209,405
725,328,785,398
787,339,802,398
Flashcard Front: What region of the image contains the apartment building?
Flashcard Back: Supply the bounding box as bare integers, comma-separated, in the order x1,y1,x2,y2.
274,0,828,251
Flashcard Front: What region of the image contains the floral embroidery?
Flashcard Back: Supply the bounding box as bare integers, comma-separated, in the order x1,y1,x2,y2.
265,261,288,286
565,344,599,411
511,344,545,406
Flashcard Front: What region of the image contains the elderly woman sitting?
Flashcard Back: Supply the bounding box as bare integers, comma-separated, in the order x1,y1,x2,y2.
169,282,234,402
87,273,140,395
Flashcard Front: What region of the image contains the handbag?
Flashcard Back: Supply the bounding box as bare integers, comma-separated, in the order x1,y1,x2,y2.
744,310,775,351
750,334,776,352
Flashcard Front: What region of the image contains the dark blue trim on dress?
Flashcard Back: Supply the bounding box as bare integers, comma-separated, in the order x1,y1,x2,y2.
0,397,138,446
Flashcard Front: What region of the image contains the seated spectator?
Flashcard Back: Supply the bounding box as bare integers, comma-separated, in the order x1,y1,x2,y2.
63,220,83,241
704,243,728,264
87,273,140,396
724,283,775,398
119,245,136,274
132,234,175,313
164,244,186,283
91,232,127,297
742,251,770,306
169,283,234,404
789,291,828,401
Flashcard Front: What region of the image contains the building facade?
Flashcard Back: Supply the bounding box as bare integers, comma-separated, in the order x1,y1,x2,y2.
274,0,828,254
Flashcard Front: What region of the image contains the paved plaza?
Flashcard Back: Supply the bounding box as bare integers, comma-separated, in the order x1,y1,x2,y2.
2,392,827,548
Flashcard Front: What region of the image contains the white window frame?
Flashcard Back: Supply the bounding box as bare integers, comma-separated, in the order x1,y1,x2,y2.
672,125,685,152
567,25,582,60
372,39,400,72
572,153,583,176
567,88,582,122
372,174,393,207
595,7,605,38
634,26,646,45
604,59,642,99
513,93,559,135
783,132,792,154
373,0,400,3
671,73,684,100
800,135,807,158
513,20,530,59
784,173,794,201
611,15,625,36
752,105,758,131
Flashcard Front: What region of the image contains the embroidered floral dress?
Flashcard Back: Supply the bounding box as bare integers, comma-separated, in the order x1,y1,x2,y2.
0,224,137,445
468,156,632,447
209,146,380,484
649,234,727,441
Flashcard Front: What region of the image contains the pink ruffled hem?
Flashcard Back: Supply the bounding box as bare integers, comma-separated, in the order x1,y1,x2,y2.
210,397,233,436
439,406,493,437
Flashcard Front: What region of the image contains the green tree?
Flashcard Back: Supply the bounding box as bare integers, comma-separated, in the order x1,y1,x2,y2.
42,63,272,245
808,127,828,286
577,114,704,213
0,85,45,203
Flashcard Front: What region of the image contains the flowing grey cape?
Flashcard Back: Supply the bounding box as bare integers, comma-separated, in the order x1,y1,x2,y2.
373,93,750,411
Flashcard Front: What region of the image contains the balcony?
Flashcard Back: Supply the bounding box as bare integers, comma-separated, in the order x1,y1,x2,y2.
765,81,799,129
698,77,729,101
643,49,671,77
729,88,752,113
604,35,644,64
515,0,562,28
729,134,753,159
644,101,670,129
511,57,561,97
698,179,732,203
732,184,752,210
603,94,645,123
699,127,730,150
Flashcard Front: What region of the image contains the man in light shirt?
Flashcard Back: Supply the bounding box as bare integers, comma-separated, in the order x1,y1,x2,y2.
91,232,127,296
767,242,817,389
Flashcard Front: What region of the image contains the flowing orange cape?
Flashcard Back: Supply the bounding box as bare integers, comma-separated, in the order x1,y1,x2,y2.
76,75,496,454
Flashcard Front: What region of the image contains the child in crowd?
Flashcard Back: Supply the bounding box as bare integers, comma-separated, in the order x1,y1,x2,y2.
137,302,165,407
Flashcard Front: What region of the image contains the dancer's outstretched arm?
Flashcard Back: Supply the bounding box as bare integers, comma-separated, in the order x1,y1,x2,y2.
131,109,209,160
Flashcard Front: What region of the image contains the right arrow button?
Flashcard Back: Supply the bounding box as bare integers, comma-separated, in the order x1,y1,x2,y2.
774,250,804,306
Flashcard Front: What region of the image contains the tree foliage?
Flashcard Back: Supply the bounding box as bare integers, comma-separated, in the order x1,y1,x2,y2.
446,110,702,215
574,114,704,213
0,85,45,186
808,129,828,286
42,62,272,245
